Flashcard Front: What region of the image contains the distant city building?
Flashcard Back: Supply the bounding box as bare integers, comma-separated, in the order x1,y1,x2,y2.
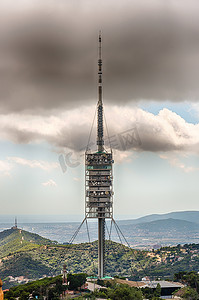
142,276,150,281
115,279,184,298
142,280,184,297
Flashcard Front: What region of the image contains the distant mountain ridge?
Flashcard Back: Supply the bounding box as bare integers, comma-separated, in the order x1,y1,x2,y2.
118,211,199,225
128,218,199,232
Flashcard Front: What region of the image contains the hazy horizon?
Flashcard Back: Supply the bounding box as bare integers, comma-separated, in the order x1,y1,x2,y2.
0,210,199,224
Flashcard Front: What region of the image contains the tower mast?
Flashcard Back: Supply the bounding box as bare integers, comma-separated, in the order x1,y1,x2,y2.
97,32,104,153
85,32,113,279
97,32,105,278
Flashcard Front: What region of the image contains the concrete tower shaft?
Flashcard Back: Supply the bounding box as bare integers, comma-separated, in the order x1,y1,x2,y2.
97,32,105,279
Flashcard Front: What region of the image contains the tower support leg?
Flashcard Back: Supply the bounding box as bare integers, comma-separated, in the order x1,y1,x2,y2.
98,218,105,278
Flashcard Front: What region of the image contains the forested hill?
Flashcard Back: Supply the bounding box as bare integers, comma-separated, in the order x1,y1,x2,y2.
0,228,55,258
0,227,199,290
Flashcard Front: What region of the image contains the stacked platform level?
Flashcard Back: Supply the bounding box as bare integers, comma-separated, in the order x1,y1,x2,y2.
85,152,113,278
85,32,114,278
85,152,113,219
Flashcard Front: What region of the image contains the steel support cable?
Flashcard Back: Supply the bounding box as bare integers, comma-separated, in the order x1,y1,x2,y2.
68,218,154,287
112,218,139,288
66,217,87,275
109,219,113,240
113,219,146,271
69,217,86,244
68,217,97,276
105,220,111,239
105,220,112,277
69,220,83,244
85,218,91,243
86,105,97,152
104,111,112,151
112,218,156,288
85,219,96,277
105,219,114,277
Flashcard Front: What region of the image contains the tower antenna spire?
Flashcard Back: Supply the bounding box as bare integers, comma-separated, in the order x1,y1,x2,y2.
97,31,104,152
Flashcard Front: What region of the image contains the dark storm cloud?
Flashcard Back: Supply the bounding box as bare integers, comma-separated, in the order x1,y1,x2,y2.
1,0,199,112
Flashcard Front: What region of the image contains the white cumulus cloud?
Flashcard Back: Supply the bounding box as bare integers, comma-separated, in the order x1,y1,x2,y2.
7,157,59,171
0,106,199,158
159,153,199,173
42,179,57,187
0,160,12,177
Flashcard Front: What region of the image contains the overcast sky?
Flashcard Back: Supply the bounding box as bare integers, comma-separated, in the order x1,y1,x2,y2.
0,0,199,221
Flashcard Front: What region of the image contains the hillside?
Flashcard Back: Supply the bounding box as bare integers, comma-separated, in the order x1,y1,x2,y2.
0,228,55,258
0,227,199,289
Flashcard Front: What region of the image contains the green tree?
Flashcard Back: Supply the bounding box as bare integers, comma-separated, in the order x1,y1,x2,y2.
142,287,154,299
67,273,87,291
107,284,143,300
182,287,199,300
19,291,29,300
154,283,161,298
48,287,60,300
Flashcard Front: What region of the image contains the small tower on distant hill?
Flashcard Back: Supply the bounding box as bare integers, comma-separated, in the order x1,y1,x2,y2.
0,279,4,300
62,264,67,296
12,217,18,230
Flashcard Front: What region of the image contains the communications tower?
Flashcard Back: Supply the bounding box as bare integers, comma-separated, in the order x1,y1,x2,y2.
12,217,18,230
69,33,145,282
85,32,113,278
62,264,67,296
15,217,17,228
